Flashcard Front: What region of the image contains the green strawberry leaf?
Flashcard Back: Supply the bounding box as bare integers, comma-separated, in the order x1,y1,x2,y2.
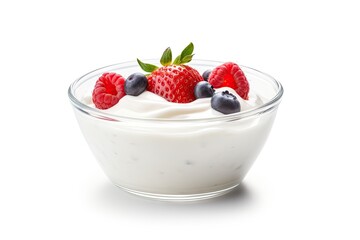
180,42,194,60
181,54,194,64
173,55,182,65
160,47,172,66
137,58,158,73
173,42,194,65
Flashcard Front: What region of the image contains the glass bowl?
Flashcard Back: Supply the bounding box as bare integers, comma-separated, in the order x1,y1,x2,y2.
68,60,283,201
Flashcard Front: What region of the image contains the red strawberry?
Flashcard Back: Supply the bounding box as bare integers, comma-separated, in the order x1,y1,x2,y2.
92,72,126,109
147,65,202,103
137,42,203,103
208,62,249,100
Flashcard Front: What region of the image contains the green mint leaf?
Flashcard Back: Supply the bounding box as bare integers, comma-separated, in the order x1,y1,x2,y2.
180,42,194,60
160,47,172,66
137,58,158,73
181,54,194,64
173,55,182,65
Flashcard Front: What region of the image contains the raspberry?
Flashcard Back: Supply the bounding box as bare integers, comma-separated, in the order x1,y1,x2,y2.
92,72,126,109
208,62,249,100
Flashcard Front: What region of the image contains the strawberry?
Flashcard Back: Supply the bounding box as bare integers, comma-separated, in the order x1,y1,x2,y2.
208,62,249,100
137,43,203,103
92,72,126,109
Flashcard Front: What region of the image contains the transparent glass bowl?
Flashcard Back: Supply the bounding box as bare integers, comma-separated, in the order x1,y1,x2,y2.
68,60,283,201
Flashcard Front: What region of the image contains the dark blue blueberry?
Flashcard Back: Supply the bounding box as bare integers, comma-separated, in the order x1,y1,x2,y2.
194,81,215,99
211,90,241,114
125,73,148,96
202,69,212,81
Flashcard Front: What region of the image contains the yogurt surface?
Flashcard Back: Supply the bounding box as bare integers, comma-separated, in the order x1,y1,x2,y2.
81,87,266,119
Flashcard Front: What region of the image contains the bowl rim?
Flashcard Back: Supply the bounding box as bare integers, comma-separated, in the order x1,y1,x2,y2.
68,59,283,123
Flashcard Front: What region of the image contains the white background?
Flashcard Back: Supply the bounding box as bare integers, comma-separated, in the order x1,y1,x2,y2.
1,0,359,239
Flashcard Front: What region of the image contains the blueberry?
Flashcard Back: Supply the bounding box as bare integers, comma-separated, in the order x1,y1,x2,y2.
211,90,241,114
202,69,212,81
194,81,215,99
125,73,148,96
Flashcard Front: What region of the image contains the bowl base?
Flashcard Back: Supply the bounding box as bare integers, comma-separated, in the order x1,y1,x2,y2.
115,184,240,202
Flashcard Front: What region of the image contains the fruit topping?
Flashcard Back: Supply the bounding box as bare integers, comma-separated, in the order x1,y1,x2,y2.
91,43,250,114
211,90,240,114
125,73,148,96
92,72,126,109
202,69,212,81
194,81,215,99
137,43,203,103
208,62,249,100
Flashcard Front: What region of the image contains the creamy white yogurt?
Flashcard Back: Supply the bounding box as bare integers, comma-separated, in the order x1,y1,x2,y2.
81,87,266,119
74,86,277,198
